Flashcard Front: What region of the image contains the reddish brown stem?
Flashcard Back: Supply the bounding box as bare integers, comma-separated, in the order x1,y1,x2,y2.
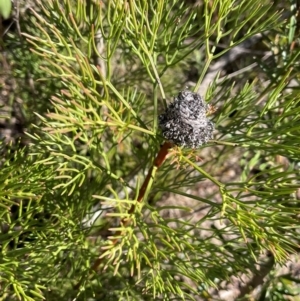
74,141,173,289
128,141,173,214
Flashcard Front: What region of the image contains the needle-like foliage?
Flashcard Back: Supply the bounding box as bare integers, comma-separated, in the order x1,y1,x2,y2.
1,0,300,300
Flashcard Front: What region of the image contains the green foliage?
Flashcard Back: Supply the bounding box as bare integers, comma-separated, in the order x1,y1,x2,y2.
0,0,12,19
1,0,300,300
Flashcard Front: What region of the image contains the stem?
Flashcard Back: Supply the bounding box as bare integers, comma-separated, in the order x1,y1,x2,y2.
74,141,173,290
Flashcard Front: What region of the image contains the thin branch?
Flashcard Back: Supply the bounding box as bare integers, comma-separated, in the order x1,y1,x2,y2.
74,141,173,290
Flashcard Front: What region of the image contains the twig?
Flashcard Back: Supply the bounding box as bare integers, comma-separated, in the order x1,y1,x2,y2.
74,141,173,290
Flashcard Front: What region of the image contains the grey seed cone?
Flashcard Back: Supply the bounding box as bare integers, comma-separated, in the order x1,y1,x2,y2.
159,91,214,148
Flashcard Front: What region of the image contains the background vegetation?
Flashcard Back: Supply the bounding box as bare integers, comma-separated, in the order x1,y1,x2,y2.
0,0,300,300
